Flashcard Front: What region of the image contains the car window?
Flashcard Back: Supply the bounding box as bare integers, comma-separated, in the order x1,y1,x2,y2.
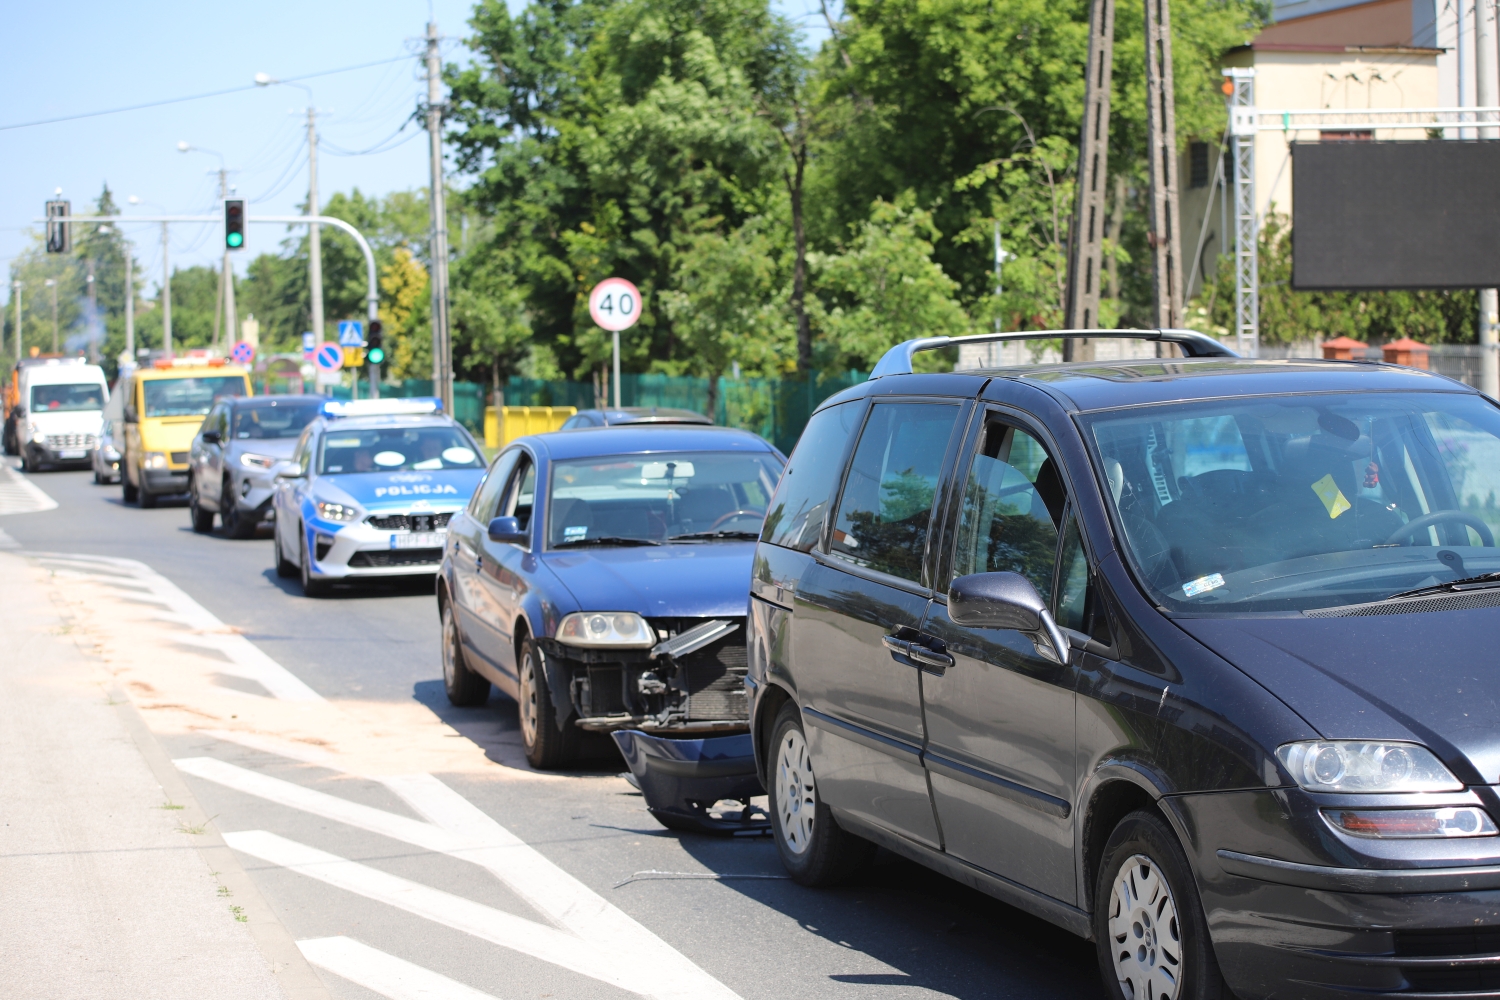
761,401,864,552
828,401,961,583
142,376,246,417
233,401,321,440
32,383,106,411
470,449,522,520
317,426,483,474
291,428,315,476
501,456,537,532
951,421,1066,598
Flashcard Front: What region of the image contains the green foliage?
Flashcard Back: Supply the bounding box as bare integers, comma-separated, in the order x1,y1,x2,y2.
1194,212,1476,345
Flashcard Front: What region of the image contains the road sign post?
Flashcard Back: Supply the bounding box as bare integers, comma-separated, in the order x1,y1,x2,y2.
589,278,642,409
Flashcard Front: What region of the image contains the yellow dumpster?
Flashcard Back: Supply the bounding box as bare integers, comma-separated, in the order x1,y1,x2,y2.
486,405,577,448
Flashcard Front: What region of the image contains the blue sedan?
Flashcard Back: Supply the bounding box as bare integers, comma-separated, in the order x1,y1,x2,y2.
437,424,785,768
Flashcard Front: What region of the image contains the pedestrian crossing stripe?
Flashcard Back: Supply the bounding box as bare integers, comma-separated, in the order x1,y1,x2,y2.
0,463,58,516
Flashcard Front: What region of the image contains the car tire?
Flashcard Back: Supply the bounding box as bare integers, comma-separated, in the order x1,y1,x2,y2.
122,474,139,505
222,477,255,539
189,480,214,533
1094,809,1230,1000
768,702,875,886
442,602,491,706
299,532,329,597
273,524,297,578
518,636,578,769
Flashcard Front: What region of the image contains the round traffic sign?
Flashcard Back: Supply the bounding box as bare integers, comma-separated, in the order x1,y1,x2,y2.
230,340,255,365
589,278,643,332
314,342,344,372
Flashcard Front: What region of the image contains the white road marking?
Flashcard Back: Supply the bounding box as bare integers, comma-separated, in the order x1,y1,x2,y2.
0,463,58,515
226,831,642,995
30,552,324,701
297,937,505,1000
0,527,18,549
177,756,741,1000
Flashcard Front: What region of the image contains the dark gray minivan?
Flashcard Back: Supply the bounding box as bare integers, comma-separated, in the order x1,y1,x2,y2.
746,330,1500,1000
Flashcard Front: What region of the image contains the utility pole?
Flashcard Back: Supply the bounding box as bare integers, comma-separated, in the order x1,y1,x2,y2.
86,259,97,362
307,108,324,342
1225,69,1258,357
46,279,58,353
425,20,453,413
161,221,172,356
1476,0,1498,397
11,282,20,360
1063,0,1116,363
124,249,134,360
1144,0,1185,336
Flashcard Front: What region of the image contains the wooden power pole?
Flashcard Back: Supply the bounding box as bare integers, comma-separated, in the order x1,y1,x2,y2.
1144,0,1184,331
1063,0,1117,361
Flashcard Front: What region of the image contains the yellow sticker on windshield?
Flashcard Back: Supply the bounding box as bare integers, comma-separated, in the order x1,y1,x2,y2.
1311,474,1352,519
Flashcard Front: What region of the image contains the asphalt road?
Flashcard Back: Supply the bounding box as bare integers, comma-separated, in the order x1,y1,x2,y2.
3,463,1106,1000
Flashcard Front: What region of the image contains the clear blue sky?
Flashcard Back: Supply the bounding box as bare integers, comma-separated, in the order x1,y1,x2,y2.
1,0,829,304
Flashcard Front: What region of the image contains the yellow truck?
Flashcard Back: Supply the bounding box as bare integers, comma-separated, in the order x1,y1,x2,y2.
120,360,252,507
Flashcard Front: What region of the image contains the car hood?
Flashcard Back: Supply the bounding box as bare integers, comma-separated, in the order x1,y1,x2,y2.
230,438,299,461
314,469,484,510
28,410,103,433
1177,608,1500,785
541,542,755,619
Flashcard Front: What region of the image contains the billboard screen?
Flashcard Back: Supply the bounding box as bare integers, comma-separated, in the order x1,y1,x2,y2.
1292,140,1500,289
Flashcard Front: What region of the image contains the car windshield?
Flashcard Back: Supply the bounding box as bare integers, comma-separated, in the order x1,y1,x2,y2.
143,376,246,417
31,383,106,411
233,401,321,440
1085,391,1500,613
317,426,483,474
547,451,784,547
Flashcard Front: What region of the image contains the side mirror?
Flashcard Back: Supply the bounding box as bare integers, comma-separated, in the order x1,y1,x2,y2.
275,467,304,481
201,430,221,445
948,571,1071,665
488,516,529,545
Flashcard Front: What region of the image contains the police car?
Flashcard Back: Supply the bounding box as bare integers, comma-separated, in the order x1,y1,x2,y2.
270,398,487,596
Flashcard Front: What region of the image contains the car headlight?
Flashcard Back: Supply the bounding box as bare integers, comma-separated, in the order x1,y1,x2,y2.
240,452,277,470
556,612,654,648
1276,741,1463,794
315,500,359,523
1324,806,1497,839
142,451,169,470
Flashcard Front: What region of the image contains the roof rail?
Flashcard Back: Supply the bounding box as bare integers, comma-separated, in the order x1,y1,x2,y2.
867,329,1239,379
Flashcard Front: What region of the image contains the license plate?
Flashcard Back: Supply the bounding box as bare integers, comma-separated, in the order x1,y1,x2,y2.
391,531,445,549
58,450,86,459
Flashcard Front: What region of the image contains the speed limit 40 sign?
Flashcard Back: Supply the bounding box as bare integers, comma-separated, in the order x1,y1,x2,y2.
589,278,642,331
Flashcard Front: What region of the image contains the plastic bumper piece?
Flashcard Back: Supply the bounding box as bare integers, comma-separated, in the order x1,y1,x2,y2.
611,730,768,835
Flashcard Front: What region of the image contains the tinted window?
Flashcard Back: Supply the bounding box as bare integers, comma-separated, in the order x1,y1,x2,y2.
143,376,246,417
233,401,322,440
32,383,105,411
761,401,864,552
503,457,537,531
951,422,1065,596
470,449,522,520
317,426,483,474
829,402,960,582
1056,514,1089,631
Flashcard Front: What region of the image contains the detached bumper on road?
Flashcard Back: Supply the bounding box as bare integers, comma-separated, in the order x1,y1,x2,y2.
611,730,767,834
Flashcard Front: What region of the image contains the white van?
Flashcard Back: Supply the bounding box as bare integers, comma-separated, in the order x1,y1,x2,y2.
16,359,110,472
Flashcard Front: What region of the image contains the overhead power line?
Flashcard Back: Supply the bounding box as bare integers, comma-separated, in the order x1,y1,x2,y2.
0,55,410,133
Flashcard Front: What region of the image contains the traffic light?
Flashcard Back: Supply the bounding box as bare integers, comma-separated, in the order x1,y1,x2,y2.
224,199,245,250
45,200,71,254
366,319,384,365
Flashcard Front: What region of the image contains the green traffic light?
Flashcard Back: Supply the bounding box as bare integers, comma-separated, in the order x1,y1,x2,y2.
367,347,385,365
226,232,243,248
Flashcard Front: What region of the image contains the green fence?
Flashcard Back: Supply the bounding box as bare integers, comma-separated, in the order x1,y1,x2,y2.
332,371,864,453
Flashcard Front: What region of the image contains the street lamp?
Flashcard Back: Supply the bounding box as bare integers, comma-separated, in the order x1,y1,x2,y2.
255,72,324,342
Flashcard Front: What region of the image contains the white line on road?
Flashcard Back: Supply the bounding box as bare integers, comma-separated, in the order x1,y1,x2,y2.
31,552,324,701
297,936,506,1000
176,757,742,1000
227,831,640,994
0,463,58,516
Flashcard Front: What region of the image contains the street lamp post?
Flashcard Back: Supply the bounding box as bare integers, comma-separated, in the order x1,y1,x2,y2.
11,282,20,360
44,279,58,353
254,74,323,342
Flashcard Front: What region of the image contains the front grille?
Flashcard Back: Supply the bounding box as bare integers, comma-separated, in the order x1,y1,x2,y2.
1397,928,1500,992
348,548,443,568
44,433,96,450
169,451,189,465
367,512,453,532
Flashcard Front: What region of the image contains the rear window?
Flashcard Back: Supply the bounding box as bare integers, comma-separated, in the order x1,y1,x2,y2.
143,376,247,418
761,401,864,552
31,383,106,411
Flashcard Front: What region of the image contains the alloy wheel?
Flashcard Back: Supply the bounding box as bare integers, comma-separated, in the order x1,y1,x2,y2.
775,727,817,855
442,610,459,689
1108,853,1183,1000
518,648,540,749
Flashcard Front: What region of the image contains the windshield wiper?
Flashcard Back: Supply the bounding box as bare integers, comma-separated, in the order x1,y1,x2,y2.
667,530,761,541
1387,572,1500,601
552,536,661,548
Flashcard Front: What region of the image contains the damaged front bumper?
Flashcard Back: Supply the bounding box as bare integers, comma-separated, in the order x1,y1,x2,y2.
542,618,751,734
612,729,767,834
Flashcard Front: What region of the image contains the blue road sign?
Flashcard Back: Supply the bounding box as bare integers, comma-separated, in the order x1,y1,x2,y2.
314,342,344,372
337,320,365,347
301,331,316,358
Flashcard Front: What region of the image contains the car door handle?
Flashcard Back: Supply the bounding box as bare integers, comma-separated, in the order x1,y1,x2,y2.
882,634,954,671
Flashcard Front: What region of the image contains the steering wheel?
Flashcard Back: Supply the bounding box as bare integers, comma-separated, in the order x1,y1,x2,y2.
710,509,764,531
1385,510,1495,547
